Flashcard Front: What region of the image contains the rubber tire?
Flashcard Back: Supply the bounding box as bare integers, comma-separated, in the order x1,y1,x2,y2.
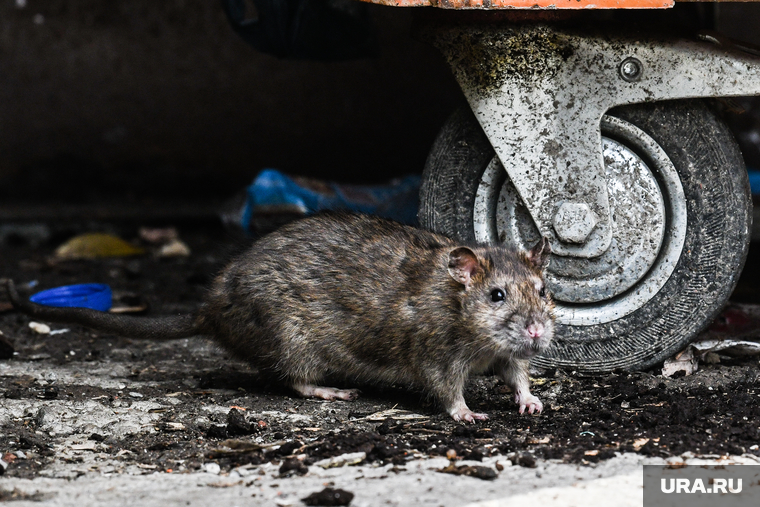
419,100,752,372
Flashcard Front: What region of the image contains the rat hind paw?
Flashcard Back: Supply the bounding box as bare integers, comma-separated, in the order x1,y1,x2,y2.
292,383,360,401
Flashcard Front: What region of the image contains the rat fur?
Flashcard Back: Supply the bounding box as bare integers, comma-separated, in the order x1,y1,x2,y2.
5,212,554,422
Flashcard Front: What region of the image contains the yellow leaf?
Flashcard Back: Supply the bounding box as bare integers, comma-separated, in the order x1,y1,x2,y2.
55,233,145,259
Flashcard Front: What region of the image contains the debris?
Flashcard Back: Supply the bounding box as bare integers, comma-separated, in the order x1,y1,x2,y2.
0,458,7,475
662,346,697,377
39,386,58,399
302,487,355,506
158,422,186,432
275,496,300,507
138,227,178,244
30,284,112,312
356,408,428,421
70,441,98,451
206,424,228,439
109,292,148,314
438,462,498,480
279,457,308,477
217,440,272,452
0,488,47,502
206,480,243,488
509,452,537,469
660,304,760,377
205,409,259,440
224,169,421,236
157,239,191,258
28,322,50,334
48,328,69,336
692,338,760,357
226,408,256,436
314,452,366,469
202,463,221,474
633,438,650,451
54,233,145,260
138,227,190,257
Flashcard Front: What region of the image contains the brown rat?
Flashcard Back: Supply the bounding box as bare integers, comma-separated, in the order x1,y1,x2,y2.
5,212,554,422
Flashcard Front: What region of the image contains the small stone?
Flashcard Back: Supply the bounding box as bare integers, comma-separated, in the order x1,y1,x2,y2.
158,239,191,258
302,488,354,506
202,463,221,475
279,458,308,477
226,408,253,436
29,322,50,334
517,452,536,468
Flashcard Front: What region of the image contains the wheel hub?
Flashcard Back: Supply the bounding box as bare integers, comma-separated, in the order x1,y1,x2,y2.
474,115,687,325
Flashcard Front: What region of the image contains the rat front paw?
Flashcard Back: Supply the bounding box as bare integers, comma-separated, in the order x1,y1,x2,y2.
514,393,543,415
450,408,489,423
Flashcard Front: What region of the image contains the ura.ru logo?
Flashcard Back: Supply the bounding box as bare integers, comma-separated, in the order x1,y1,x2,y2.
661,478,742,494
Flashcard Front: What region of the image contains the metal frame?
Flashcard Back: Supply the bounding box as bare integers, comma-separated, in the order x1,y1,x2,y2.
429,24,760,257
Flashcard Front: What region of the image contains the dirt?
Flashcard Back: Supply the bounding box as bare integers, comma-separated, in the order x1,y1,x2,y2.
2,218,760,486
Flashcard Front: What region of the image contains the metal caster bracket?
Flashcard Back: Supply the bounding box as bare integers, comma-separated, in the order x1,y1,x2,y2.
429,24,760,258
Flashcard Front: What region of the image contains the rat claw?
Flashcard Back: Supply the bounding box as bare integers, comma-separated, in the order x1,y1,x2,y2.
292,383,360,401
515,393,543,415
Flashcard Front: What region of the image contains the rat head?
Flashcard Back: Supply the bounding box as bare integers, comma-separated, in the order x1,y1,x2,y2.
447,237,555,359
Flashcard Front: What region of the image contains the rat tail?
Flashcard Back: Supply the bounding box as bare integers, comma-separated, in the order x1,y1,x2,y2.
4,279,201,340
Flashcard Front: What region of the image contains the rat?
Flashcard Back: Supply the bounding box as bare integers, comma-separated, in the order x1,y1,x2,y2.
5,212,554,422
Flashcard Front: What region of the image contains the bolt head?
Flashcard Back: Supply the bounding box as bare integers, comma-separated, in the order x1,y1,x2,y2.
619,57,643,82
553,202,598,244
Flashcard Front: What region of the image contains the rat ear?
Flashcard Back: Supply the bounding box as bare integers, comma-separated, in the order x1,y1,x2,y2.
527,237,552,270
448,247,482,290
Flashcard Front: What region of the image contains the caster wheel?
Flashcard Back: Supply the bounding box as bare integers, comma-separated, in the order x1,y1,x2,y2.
420,100,751,372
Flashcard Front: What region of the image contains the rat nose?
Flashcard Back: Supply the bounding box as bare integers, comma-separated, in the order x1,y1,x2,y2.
527,322,544,340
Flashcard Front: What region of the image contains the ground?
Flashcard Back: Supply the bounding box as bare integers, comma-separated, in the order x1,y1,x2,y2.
1,218,760,506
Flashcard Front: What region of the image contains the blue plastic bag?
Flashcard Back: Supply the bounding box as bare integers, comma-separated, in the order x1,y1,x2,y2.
240,169,421,232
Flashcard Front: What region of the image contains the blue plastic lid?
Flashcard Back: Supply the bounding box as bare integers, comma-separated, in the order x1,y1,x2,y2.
29,284,112,312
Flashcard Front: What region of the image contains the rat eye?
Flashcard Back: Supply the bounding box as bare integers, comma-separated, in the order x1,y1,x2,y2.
539,286,546,298
490,289,505,302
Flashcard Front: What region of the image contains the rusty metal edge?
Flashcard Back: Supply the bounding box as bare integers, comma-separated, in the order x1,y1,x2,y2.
359,0,673,9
